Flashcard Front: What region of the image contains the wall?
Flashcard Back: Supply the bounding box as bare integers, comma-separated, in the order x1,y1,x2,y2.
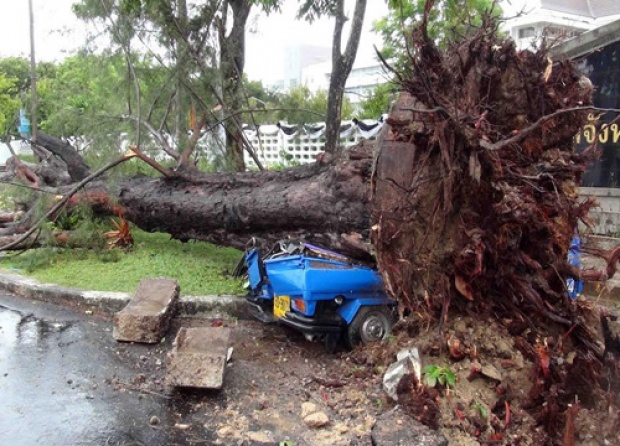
243,119,384,168
580,187,620,235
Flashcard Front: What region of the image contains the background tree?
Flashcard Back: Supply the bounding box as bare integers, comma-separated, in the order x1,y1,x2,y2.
0,74,21,137
374,0,501,71
0,58,32,97
356,82,395,118
273,86,353,125
0,57,59,140
299,0,367,153
72,0,282,172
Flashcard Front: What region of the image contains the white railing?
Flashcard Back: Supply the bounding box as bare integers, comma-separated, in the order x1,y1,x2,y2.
243,119,385,167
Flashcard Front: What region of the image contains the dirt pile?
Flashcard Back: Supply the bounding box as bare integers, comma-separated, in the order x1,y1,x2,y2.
350,311,620,445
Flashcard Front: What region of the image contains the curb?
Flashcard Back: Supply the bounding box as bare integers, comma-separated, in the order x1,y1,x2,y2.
0,272,247,318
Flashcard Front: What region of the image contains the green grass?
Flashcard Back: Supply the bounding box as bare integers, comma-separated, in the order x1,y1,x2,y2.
0,229,246,296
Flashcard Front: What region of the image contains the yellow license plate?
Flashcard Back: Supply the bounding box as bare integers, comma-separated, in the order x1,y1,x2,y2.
273,295,290,319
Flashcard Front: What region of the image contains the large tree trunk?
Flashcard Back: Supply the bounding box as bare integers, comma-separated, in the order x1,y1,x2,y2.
65,143,375,260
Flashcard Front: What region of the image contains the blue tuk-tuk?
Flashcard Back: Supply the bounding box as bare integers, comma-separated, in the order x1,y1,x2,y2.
238,240,396,351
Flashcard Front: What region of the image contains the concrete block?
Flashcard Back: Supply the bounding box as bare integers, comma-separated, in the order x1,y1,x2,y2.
113,278,180,343
166,327,231,389
371,407,448,446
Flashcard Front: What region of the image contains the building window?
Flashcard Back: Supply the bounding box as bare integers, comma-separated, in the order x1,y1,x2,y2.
518,27,536,39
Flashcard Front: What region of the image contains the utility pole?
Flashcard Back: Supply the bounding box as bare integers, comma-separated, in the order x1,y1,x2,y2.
28,0,38,141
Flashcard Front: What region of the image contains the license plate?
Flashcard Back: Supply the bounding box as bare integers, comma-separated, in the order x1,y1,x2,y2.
273,295,290,319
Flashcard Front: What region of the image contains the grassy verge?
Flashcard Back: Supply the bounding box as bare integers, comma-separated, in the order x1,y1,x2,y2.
0,229,245,296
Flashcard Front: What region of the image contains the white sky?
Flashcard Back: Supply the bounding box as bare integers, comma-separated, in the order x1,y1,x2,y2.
0,0,531,84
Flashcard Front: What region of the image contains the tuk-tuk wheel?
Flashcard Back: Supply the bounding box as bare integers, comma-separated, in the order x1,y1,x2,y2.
324,333,340,353
345,306,393,349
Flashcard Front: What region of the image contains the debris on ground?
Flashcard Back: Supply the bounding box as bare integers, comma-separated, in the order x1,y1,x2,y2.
113,278,179,343
165,326,231,390
383,347,421,401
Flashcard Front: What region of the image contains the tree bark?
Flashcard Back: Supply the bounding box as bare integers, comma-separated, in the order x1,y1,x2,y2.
94,143,373,259
31,132,91,182
324,0,367,153
219,0,251,171
174,0,191,166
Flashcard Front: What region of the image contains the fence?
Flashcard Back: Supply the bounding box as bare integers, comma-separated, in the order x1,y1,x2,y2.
243,118,385,168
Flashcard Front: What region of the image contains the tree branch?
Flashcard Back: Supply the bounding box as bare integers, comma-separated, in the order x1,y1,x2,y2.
480,106,620,151
119,115,180,159
0,153,137,252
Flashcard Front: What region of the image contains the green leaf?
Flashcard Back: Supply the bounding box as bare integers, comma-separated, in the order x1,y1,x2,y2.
423,375,437,388
446,371,456,388
423,365,438,375
476,403,488,419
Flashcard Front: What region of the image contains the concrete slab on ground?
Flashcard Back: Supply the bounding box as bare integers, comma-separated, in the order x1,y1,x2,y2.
113,278,180,343
165,327,231,390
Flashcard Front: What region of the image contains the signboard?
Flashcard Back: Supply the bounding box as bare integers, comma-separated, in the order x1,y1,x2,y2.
575,39,620,187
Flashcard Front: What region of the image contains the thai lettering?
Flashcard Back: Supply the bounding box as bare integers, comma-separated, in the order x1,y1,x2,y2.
574,113,620,144
584,113,599,143
599,123,609,143
612,123,620,143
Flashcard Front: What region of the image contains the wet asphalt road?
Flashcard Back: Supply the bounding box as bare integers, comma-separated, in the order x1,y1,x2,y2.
0,294,204,446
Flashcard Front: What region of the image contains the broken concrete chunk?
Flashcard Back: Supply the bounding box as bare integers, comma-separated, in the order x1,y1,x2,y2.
301,402,319,419
304,411,330,428
301,401,330,428
113,278,180,343
371,407,448,446
166,327,231,389
481,364,502,382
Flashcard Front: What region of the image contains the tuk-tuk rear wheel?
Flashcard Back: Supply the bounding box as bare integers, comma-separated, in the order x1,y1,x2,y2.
345,306,393,349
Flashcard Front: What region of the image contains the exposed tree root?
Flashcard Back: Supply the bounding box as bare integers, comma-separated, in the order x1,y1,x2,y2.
371,2,619,443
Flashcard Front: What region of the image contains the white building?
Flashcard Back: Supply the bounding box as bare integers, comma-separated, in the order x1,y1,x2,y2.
274,44,331,91
302,53,386,105
503,0,620,50
342,55,387,104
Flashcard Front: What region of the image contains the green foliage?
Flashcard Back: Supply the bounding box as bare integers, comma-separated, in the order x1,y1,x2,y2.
423,364,456,389
51,205,107,251
374,0,502,71
357,82,396,118
1,228,245,295
0,57,60,137
0,182,35,212
244,85,354,125
297,0,338,22
276,86,329,124
0,57,31,94
0,73,20,136
471,400,488,419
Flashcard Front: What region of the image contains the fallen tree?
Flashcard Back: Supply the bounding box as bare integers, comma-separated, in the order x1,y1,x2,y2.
1,1,619,443
1,139,376,257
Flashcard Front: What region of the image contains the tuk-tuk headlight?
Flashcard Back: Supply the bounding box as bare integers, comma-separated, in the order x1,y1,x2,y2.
334,296,344,305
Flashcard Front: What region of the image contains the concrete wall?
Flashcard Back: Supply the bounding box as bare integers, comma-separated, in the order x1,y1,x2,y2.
580,187,620,235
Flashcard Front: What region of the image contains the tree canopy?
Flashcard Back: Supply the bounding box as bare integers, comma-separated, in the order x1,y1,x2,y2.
374,0,502,70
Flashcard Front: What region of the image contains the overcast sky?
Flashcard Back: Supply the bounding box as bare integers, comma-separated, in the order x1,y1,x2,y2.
0,0,530,84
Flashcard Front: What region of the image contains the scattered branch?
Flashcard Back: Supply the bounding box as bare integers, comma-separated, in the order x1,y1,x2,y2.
0,153,136,252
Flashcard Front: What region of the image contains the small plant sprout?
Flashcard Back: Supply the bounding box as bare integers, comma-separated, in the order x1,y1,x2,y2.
471,400,488,420
422,365,456,389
